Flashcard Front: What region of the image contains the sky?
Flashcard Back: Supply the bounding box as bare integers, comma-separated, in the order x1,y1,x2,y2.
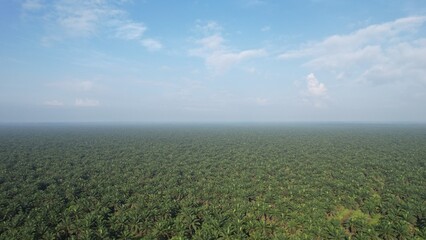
1,0,426,123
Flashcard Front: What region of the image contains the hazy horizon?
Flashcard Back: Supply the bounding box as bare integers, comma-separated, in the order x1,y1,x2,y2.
2,0,426,122
1,120,426,126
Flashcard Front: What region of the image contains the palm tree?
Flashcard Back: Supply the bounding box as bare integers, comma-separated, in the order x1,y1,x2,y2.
377,220,396,240
325,222,346,240
393,220,411,240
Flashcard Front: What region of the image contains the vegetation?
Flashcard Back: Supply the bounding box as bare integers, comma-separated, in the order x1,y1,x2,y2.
0,123,425,239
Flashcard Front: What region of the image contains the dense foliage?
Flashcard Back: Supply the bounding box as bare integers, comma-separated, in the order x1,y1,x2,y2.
0,124,425,239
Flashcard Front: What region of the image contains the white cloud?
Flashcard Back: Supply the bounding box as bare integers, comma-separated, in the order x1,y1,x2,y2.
190,22,266,73
204,49,266,73
22,0,44,11
195,20,222,35
115,22,146,40
141,38,163,51
306,73,327,97
279,16,426,61
44,100,64,106
75,98,99,107
279,16,426,85
58,9,99,36
301,73,328,108
306,45,383,70
25,0,158,47
50,0,125,37
197,34,225,50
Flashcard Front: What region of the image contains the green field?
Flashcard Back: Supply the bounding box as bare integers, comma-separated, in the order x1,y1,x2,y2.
0,124,425,239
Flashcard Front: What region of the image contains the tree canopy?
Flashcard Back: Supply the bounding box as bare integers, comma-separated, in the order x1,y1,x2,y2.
0,124,425,239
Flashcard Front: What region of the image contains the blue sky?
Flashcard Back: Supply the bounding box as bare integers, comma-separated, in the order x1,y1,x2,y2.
1,0,426,122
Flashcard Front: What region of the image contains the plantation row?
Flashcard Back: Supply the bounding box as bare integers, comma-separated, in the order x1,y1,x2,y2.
0,124,425,239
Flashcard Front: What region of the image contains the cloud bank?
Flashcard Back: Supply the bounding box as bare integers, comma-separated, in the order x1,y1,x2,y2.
279,16,426,85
